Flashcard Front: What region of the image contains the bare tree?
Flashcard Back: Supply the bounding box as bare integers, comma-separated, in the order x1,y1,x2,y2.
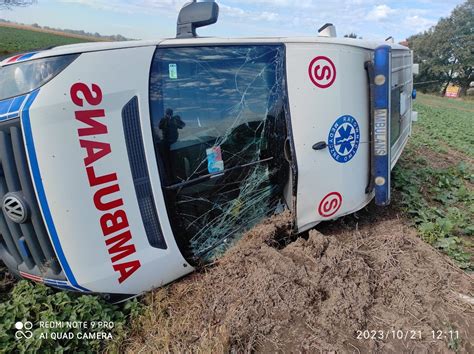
0,0,37,10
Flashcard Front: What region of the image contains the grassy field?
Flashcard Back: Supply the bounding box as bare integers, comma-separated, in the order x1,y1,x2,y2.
0,26,90,56
393,94,473,270
415,95,474,156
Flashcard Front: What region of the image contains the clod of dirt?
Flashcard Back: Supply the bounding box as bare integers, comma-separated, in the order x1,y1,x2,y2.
128,211,474,353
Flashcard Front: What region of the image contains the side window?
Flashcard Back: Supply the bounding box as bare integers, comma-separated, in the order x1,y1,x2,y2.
149,45,289,262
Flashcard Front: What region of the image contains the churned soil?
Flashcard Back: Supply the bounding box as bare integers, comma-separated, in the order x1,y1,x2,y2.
127,208,474,353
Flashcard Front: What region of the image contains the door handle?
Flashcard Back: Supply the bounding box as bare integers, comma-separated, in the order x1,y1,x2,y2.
312,141,327,150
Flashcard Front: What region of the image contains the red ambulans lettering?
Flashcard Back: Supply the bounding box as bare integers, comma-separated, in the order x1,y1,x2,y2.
70,82,141,284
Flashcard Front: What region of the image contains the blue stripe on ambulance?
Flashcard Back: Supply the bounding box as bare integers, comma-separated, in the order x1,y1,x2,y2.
17,52,39,62
0,95,27,122
21,89,90,292
43,278,77,291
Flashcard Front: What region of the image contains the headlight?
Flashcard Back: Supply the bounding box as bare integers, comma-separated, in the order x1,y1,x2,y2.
0,54,79,100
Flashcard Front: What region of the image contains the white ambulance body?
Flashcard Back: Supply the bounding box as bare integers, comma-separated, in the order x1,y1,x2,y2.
0,2,416,300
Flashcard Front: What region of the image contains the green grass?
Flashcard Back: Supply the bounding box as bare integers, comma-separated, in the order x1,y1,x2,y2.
0,26,90,56
393,95,474,269
418,94,474,111
0,280,142,352
415,95,474,157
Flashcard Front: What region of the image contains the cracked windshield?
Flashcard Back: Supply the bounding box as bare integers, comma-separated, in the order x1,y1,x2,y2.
149,45,290,261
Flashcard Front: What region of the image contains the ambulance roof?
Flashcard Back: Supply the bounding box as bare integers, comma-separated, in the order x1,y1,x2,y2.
1,36,409,66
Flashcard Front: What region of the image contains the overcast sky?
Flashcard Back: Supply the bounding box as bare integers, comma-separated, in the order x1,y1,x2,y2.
0,0,464,41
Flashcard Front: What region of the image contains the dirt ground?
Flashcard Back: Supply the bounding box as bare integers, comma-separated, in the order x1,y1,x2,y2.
127,206,474,353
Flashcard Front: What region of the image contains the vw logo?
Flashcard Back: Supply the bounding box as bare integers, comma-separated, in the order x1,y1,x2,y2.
2,193,29,224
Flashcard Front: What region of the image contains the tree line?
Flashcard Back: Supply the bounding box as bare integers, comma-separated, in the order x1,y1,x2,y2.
408,0,473,95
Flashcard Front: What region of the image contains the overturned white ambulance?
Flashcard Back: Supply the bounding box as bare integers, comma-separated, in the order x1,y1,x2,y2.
0,1,417,301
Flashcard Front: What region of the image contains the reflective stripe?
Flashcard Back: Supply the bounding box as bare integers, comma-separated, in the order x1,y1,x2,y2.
17,52,38,61
6,54,23,63
19,271,43,283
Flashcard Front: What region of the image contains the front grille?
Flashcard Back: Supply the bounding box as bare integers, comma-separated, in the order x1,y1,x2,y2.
0,118,63,278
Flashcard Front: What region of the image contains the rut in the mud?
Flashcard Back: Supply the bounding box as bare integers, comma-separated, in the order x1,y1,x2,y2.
128,211,474,353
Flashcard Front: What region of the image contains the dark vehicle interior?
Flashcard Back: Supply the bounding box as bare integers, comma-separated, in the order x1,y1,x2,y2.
149,45,292,263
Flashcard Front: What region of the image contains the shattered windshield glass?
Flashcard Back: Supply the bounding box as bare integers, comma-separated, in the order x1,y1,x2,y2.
150,45,290,262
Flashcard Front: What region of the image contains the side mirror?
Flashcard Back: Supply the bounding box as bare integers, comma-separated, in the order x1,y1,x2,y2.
176,1,219,39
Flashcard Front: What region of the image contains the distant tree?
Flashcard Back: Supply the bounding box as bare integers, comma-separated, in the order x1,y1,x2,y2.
113,34,127,41
408,0,473,95
408,31,443,93
0,0,37,9
444,0,474,95
344,33,363,39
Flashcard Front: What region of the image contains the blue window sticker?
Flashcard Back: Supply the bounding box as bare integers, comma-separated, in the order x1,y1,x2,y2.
327,115,360,163
206,146,224,173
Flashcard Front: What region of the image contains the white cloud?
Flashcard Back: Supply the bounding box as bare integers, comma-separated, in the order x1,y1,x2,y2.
225,0,314,8
366,4,395,21
404,15,436,32
258,11,279,21
37,0,465,41
220,4,279,22
58,0,184,14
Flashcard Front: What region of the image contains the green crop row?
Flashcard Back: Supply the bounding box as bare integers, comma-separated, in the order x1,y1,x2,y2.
414,97,474,157
0,26,88,56
393,96,473,269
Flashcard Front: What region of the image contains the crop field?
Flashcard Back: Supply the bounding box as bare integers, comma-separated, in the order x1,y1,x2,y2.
393,94,473,270
0,25,472,351
0,26,90,56
413,95,474,157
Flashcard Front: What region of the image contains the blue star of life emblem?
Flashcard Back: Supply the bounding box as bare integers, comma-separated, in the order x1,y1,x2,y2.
327,115,360,163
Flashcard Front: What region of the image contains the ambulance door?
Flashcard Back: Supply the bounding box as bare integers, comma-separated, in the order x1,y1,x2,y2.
285,43,373,232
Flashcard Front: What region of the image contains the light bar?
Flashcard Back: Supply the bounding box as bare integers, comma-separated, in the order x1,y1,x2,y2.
373,45,391,206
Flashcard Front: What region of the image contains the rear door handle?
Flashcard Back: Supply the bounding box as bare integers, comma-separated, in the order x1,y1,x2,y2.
312,141,327,150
